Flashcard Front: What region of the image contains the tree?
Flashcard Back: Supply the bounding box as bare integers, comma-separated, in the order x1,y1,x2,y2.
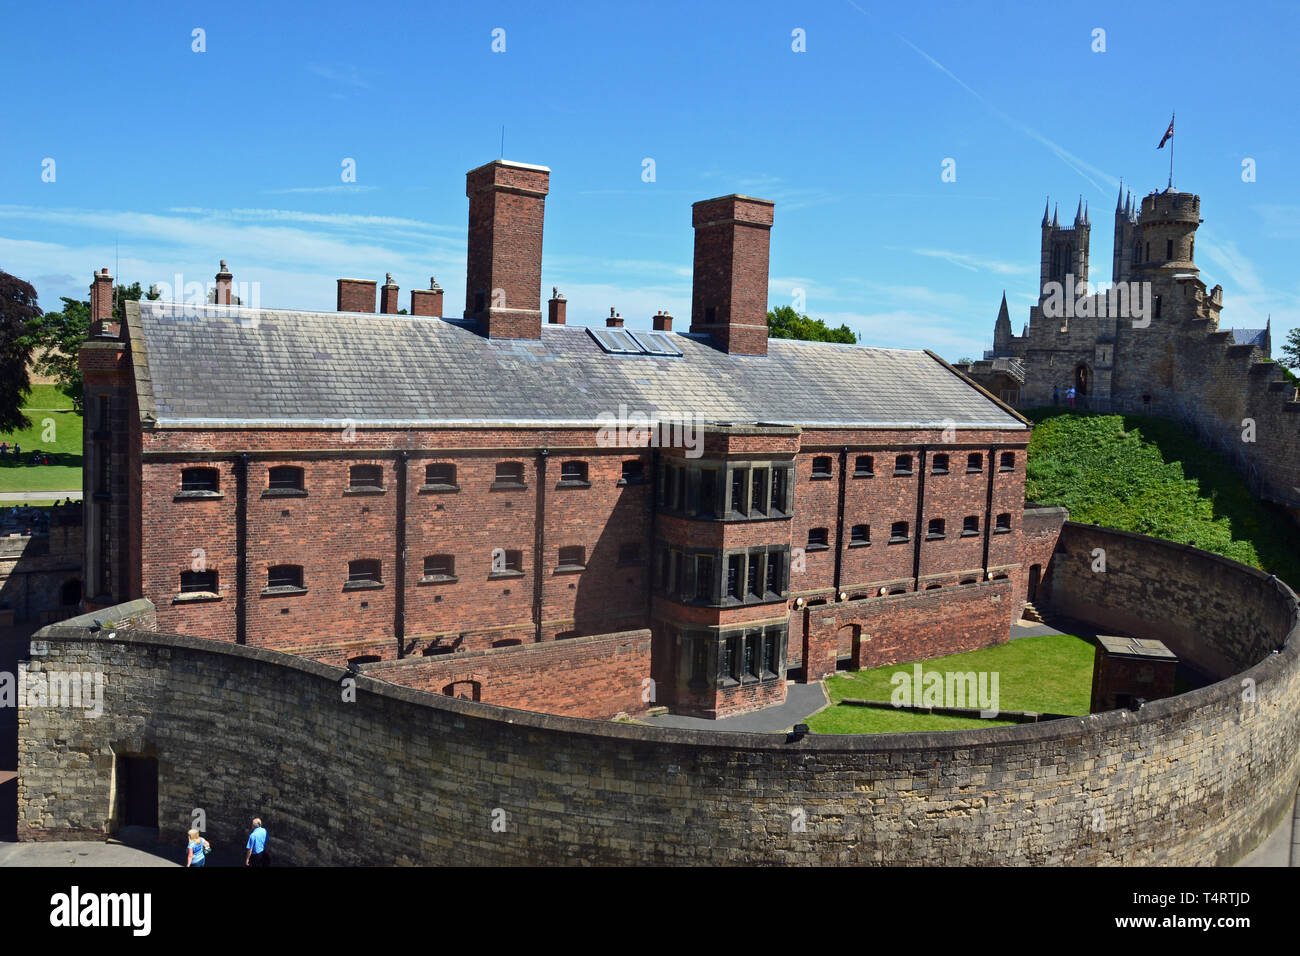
0,270,42,432
23,279,159,411
767,305,859,344
955,356,975,366
1281,326,1300,382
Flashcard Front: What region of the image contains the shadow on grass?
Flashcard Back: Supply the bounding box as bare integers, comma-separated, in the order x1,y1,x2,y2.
0,451,82,471
1024,407,1300,590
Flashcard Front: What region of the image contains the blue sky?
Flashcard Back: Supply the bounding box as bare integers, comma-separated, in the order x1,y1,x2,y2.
2,0,1297,360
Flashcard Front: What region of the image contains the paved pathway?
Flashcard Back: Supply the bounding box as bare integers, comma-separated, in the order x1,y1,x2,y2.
642,682,829,733
0,491,81,502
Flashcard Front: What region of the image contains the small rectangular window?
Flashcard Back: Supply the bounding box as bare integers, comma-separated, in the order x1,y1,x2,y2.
894,454,913,476
750,468,768,514
962,515,979,536
502,549,523,573
267,565,304,589
763,629,781,677
621,460,645,482
854,455,874,477
689,635,709,685
558,545,585,570
850,524,870,545
931,453,949,475
807,528,829,550
180,570,217,594
559,461,588,484
771,468,789,513
765,552,782,594
731,469,746,516
967,453,983,473
811,456,832,478
697,468,718,518
181,467,219,493
494,462,525,486
726,635,741,681
927,518,946,539
424,555,455,579
995,513,1012,532
999,452,1015,472
268,466,304,490
348,559,381,584
349,464,383,490
889,521,909,543
425,463,457,488
743,631,759,679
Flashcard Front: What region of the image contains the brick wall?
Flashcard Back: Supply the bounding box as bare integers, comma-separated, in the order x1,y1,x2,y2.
360,628,652,719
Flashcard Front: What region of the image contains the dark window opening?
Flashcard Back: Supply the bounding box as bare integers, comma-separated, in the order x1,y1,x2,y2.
180,570,217,594
811,456,832,478
931,453,949,475
1154,295,1162,319
695,555,714,602
268,465,304,490
750,468,768,514
765,552,783,594
807,528,829,551
559,460,588,484
267,565,303,589
425,463,457,487
731,469,746,515
999,452,1015,472
894,454,913,476
747,553,762,599
1166,238,1173,260
743,632,759,680
558,545,586,571
349,464,383,490
889,521,909,543
927,518,946,539
697,468,718,518
995,513,1012,532
850,524,870,545
727,554,743,601
181,467,219,493
689,636,709,685
424,555,455,579
771,468,789,512
348,559,382,584
967,452,983,473
494,461,525,486
962,515,979,536
621,460,644,482
854,455,874,477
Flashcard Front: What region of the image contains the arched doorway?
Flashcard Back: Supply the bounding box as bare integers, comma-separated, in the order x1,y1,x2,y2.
836,624,860,669
1073,364,1090,395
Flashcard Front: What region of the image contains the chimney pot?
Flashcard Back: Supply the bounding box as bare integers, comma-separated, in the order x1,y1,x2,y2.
380,274,400,314
653,310,673,332
547,288,567,325
215,259,234,306
606,309,623,328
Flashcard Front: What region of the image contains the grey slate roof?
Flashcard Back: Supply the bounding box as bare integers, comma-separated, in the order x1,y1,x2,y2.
129,301,1025,431
1229,328,1268,349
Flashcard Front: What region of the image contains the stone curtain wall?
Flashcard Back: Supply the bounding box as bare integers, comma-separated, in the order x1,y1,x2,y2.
18,529,1299,864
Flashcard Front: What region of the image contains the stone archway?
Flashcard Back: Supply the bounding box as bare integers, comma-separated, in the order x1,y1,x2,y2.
836,623,860,669
1073,363,1090,395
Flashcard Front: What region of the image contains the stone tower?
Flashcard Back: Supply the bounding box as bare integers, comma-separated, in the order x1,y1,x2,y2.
992,291,1013,355
1039,198,1090,298
1111,184,1141,284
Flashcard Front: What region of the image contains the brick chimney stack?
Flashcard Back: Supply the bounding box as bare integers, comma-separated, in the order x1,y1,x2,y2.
90,268,116,338
337,278,377,313
214,260,233,306
653,310,673,332
547,287,566,324
464,159,550,339
411,277,444,317
380,273,400,314
690,194,775,356
606,308,624,328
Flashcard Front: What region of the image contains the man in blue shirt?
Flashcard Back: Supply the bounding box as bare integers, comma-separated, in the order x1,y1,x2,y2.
245,817,269,867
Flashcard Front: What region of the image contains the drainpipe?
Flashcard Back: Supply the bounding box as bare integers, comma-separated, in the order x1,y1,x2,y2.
395,450,407,657
533,449,548,643
912,447,927,591
235,453,249,644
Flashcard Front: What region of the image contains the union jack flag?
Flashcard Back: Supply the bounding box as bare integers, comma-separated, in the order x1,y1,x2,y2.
1158,115,1174,149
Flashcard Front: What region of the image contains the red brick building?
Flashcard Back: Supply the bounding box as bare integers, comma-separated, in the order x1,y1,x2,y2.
80,159,1046,719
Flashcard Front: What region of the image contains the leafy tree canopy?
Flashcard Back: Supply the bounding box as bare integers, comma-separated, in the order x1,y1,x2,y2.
0,269,42,432
767,305,859,344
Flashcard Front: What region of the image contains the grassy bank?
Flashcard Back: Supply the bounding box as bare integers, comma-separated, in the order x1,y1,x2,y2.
0,385,82,493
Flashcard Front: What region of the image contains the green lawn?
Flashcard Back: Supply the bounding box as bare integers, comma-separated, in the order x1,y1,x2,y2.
0,385,83,492
1025,408,1300,589
807,634,1095,734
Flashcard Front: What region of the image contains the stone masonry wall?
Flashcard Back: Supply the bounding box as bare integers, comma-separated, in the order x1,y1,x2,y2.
19,524,1298,865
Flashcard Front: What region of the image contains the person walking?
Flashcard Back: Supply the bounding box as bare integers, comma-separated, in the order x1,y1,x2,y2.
1066,385,1076,408
1052,385,1060,406
245,817,269,867
186,829,211,867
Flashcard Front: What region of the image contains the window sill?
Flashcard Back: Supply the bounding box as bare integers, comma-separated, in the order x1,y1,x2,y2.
489,482,528,492
999,467,1014,473
848,541,871,548
418,483,459,494
931,470,949,477
966,468,983,474
554,565,586,575
344,486,385,496
809,474,833,481
718,677,741,688
960,530,980,538
888,537,910,545
418,575,458,585
993,527,1013,535
616,476,649,486
805,544,830,552
853,472,874,479
261,488,307,498
893,471,914,478
173,591,222,604
488,570,524,580
342,580,384,591
260,585,307,597
175,490,223,500
926,534,946,541
556,480,591,489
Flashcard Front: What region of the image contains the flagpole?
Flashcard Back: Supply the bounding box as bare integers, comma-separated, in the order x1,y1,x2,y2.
1169,111,1175,189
